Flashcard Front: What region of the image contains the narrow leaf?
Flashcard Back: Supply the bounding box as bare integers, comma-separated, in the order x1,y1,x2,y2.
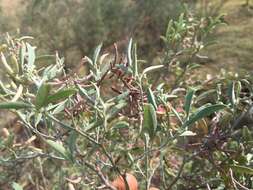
0,101,32,109
113,121,129,130
127,38,133,66
184,88,195,119
1,52,14,75
46,139,71,160
93,43,103,66
180,130,196,136
26,43,36,72
147,87,157,110
184,104,227,128
68,131,77,162
35,55,55,67
143,103,157,139
228,81,236,107
133,43,138,78
47,89,76,104
35,82,50,109
19,42,26,73
142,65,164,77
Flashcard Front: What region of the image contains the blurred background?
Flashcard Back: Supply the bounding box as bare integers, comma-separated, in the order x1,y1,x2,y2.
0,0,252,72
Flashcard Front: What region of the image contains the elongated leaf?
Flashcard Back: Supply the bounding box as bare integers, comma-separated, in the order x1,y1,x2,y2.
170,105,183,125
19,42,26,73
46,139,71,160
147,87,157,110
35,83,50,109
195,89,216,104
228,81,236,107
18,36,34,41
93,43,103,66
230,165,253,175
11,85,23,102
26,43,36,72
142,65,164,77
184,104,227,128
180,130,196,136
77,84,95,104
133,43,138,78
107,101,127,119
184,88,195,119
47,89,76,104
143,103,157,139
52,100,67,114
35,55,55,67
0,101,32,109
12,182,23,190
113,121,129,130
68,131,77,162
127,38,133,66
1,52,14,75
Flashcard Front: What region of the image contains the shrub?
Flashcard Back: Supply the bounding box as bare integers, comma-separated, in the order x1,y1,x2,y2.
0,10,252,190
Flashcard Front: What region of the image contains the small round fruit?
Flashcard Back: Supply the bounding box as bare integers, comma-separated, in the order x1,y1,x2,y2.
112,173,138,190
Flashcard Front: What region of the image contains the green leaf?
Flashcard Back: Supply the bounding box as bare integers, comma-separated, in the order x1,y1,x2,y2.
35,55,55,67
46,139,71,160
0,101,32,109
68,131,77,162
12,182,23,190
113,121,129,130
184,104,227,128
35,82,51,109
47,89,76,104
143,103,157,139
230,165,253,175
147,87,157,110
184,88,195,119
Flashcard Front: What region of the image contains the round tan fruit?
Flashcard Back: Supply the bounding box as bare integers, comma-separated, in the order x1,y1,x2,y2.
112,173,138,190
